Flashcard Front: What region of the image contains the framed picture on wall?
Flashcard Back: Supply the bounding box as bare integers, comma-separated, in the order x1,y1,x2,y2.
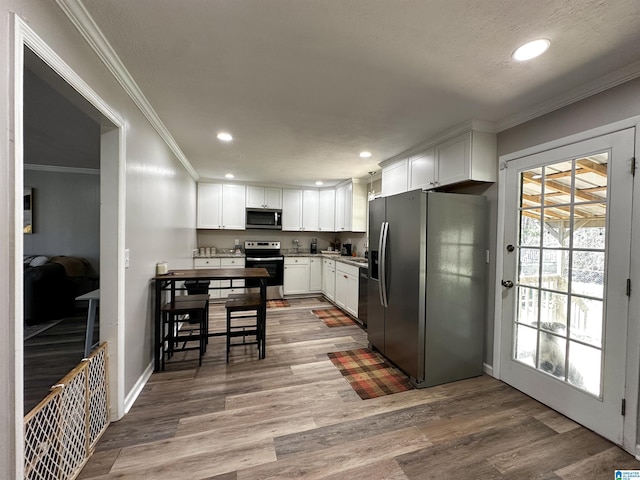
24,187,33,234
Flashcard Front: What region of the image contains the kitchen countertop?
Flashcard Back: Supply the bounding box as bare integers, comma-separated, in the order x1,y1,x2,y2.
194,251,368,269
194,253,244,258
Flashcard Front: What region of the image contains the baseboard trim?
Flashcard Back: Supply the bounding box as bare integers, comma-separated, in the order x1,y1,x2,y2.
123,361,153,416
483,363,494,377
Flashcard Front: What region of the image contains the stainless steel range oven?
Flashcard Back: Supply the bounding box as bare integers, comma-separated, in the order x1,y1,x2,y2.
244,241,284,299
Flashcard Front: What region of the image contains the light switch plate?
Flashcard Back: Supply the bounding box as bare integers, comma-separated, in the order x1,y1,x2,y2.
124,248,130,268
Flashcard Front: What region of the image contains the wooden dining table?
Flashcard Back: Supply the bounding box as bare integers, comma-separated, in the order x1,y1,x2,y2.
153,267,270,371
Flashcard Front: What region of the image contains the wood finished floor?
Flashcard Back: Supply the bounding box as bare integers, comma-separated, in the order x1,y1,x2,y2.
79,296,639,479
24,313,98,413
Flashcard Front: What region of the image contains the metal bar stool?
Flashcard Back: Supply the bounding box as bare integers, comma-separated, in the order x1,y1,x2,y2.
161,298,208,369
224,293,264,363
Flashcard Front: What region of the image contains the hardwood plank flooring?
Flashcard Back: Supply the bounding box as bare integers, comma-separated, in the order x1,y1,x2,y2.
24,312,98,413
79,296,639,479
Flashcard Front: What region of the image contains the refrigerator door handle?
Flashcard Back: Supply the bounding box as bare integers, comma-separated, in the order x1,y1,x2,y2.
379,221,389,307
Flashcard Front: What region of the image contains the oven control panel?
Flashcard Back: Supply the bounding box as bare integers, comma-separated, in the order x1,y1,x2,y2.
245,241,280,249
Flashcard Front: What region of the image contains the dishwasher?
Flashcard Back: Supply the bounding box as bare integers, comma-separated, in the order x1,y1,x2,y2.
358,267,368,327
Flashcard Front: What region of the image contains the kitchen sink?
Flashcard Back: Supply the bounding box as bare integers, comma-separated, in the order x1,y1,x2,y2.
349,258,368,264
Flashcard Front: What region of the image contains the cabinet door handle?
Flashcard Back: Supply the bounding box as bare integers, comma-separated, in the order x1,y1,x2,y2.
344,275,348,279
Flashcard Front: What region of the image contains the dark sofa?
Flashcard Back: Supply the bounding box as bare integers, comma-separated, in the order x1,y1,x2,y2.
23,255,98,325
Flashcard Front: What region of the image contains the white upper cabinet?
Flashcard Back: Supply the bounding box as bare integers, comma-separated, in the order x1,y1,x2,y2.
334,184,346,231
221,184,246,229
408,148,436,191
318,189,335,232
434,130,496,186
335,180,366,232
197,183,222,229
302,189,319,231
281,188,302,231
282,188,321,231
382,159,408,197
196,183,246,230
246,186,282,209
200,180,364,232
379,126,497,195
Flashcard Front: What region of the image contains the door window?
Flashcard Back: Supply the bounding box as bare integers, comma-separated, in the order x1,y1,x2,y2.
514,154,608,397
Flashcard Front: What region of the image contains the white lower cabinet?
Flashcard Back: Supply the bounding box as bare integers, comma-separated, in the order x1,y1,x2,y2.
193,258,221,299
334,262,359,317
284,257,310,295
219,257,245,298
309,257,322,292
321,258,336,302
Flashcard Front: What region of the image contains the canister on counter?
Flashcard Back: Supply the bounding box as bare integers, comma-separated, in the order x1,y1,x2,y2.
156,261,168,275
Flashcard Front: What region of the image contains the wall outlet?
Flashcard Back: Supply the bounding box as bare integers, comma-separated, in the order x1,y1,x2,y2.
192,249,199,257
234,239,239,246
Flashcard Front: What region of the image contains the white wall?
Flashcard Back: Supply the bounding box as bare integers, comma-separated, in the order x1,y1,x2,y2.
498,77,640,156
0,2,197,477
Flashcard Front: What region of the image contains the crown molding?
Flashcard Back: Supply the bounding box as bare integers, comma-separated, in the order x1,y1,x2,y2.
496,59,640,132
24,163,100,175
55,0,199,181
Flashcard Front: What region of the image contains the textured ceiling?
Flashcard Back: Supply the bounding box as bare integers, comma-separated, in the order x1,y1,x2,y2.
78,0,640,186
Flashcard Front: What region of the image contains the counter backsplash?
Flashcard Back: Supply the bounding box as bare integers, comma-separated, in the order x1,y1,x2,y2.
196,231,368,257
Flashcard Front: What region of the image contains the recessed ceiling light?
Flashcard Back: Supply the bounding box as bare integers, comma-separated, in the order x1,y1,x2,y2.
315,181,323,186
217,132,233,142
225,173,234,179
512,39,550,61
359,151,372,158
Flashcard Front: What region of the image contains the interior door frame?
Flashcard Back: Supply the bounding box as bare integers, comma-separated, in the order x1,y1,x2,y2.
11,15,127,476
493,117,640,455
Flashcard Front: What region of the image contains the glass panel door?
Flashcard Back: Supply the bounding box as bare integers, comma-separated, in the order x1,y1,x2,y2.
500,129,634,445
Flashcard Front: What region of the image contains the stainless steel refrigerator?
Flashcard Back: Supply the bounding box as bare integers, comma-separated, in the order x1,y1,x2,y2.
367,190,487,388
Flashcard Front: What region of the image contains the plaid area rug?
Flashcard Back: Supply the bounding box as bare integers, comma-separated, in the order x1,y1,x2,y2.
267,299,290,308
327,348,413,399
312,307,357,327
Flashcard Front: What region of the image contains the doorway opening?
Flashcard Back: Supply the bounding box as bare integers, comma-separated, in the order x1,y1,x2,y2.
16,18,126,427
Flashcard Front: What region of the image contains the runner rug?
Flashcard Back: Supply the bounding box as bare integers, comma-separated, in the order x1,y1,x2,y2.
267,299,290,308
327,348,413,399
312,307,357,327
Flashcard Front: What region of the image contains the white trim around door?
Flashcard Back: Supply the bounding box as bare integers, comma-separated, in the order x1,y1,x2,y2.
494,117,640,455
14,14,127,427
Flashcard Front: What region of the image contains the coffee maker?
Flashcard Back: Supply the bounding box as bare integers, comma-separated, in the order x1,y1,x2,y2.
310,238,318,254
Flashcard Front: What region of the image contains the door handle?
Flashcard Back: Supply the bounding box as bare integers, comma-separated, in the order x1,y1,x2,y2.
501,280,514,288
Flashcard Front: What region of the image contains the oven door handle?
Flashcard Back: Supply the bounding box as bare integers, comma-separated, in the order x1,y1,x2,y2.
245,256,284,262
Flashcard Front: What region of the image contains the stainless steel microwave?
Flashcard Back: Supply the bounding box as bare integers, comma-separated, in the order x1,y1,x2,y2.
246,208,282,229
